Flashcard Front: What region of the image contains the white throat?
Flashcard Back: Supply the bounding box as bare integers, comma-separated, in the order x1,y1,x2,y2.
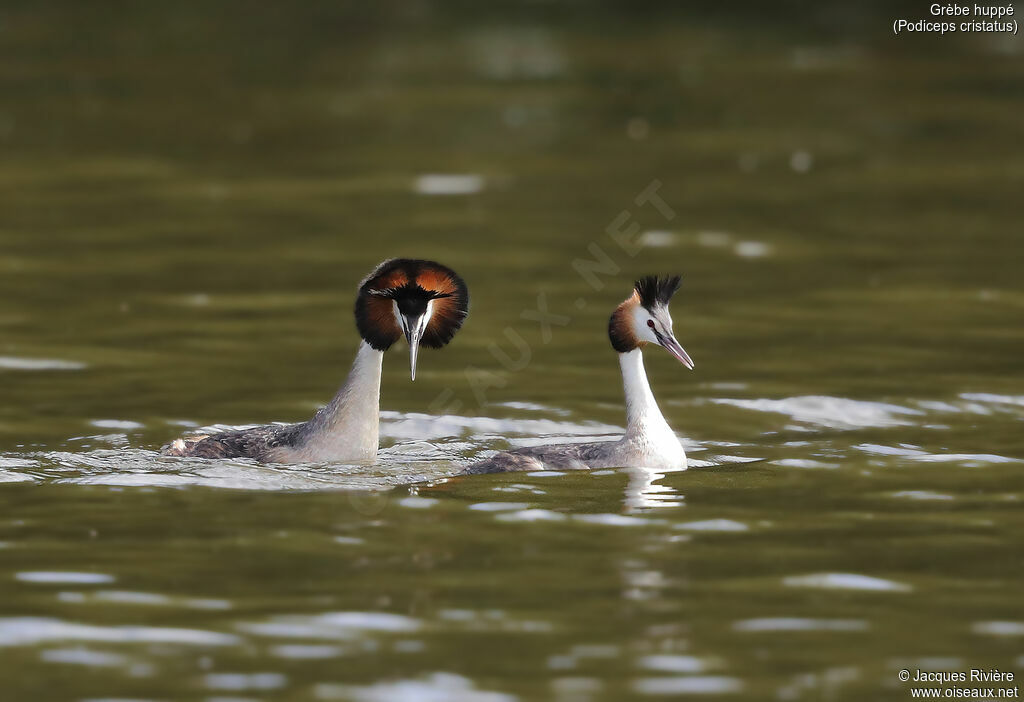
392,298,435,329
288,341,384,463
618,349,685,468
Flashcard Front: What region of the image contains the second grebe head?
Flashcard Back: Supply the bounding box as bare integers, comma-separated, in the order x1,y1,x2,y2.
608,274,694,369
355,258,469,379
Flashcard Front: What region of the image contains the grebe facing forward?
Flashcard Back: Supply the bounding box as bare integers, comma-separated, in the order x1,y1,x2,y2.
463,275,692,474
161,258,469,463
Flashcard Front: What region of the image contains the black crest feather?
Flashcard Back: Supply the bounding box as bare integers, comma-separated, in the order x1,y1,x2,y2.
634,274,682,309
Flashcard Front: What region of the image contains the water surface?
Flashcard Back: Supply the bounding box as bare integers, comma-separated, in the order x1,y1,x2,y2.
1,3,1023,700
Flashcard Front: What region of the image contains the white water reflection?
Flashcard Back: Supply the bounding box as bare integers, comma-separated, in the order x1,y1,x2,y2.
775,665,862,700
632,676,743,695
379,410,622,442
971,621,1024,636
469,502,530,512
0,618,239,646
890,490,954,501
0,356,86,371
316,671,517,701
35,448,445,491
16,572,115,585
774,458,839,469
41,648,128,667
0,405,727,494
574,513,655,527
782,573,912,592
495,509,566,523
431,609,552,635
636,654,709,673
855,444,1021,465
712,396,923,429
958,393,1024,409
89,419,145,431
675,519,748,532
271,644,345,660
0,457,39,468
623,466,685,512
53,590,230,610
733,618,869,632
710,391,1024,434
239,612,421,640
412,174,484,196
0,390,1015,496
204,672,288,691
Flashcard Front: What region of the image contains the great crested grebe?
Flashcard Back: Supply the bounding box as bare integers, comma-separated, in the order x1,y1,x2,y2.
463,275,692,474
161,258,469,463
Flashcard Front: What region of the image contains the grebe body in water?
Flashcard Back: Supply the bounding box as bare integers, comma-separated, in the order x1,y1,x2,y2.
161,258,469,463
464,275,692,474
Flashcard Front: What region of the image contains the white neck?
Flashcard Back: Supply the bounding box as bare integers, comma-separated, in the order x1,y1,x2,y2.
618,349,685,467
294,341,383,462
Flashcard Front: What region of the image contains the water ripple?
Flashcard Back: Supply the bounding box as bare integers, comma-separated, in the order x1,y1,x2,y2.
782,573,912,592
412,174,484,196
16,572,115,585
239,612,421,640
972,621,1024,636
315,672,517,701
40,647,128,667
204,672,288,691
890,490,955,501
0,356,86,371
0,617,239,646
711,396,922,429
674,519,748,532
636,654,709,673
855,444,1020,464
632,676,743,695
733,618,869,632
495,509,566,523
380,411,621,442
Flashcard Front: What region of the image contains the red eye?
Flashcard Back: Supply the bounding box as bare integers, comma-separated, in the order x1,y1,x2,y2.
647,320,656,329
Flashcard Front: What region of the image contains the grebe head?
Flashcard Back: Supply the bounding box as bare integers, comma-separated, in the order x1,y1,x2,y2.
608,274,694,369
355,258,469,379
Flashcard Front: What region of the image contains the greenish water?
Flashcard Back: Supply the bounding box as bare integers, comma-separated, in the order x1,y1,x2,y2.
2,3,1023,700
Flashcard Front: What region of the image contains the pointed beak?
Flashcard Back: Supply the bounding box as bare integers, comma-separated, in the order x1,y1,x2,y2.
654,330,694,370
400,313,425,381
